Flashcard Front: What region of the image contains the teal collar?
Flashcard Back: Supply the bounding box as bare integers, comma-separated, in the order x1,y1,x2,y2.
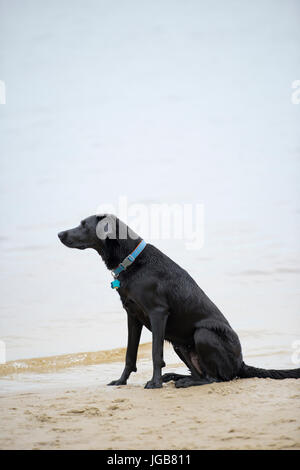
111,240,147,289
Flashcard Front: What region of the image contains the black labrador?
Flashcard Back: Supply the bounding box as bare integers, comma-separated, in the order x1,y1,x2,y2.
58,214,300,388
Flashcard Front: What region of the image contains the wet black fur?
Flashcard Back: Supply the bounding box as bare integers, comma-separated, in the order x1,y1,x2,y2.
58,215,300,388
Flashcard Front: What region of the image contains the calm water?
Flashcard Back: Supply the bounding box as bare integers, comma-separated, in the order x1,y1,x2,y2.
0,0,299,387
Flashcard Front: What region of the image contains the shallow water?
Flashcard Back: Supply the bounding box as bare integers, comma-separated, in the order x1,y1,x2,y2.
0,0,299,389
0,330,298,394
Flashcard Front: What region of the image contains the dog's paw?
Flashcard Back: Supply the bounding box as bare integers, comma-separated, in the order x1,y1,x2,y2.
174,378,191,388
161,373,177,383
107,379,127,386
144,379,162,389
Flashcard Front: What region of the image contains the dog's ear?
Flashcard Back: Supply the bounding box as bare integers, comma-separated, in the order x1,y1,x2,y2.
96,214,117,240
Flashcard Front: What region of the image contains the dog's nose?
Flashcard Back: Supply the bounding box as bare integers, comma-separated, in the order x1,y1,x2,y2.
58,231,66,241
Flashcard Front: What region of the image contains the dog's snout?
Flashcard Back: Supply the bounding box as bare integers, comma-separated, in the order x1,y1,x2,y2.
58,231,66,241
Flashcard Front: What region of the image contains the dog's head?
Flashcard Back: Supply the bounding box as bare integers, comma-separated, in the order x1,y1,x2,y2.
58,214,141,268
58,215,102,250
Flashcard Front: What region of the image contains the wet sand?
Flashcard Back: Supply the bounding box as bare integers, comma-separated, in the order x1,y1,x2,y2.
0,373,299,450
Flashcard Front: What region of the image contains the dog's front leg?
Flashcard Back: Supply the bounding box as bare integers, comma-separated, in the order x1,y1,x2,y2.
108,313,142,386
145,310,168,389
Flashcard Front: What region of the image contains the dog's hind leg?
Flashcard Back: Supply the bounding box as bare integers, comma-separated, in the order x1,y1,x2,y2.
161,372,191,383
176,325,242,388
162,344,202,383
175,325,243,388
175,375,217,388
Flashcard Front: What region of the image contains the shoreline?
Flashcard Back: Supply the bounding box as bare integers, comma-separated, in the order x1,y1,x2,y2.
0,343,153,378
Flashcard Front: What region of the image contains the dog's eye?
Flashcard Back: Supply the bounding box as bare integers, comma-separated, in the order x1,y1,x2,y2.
81,221,86,227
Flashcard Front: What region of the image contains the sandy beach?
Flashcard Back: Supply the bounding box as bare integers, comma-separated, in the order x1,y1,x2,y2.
0,358,299,450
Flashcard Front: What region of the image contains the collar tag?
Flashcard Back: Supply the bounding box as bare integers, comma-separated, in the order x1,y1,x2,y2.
111,279,121,289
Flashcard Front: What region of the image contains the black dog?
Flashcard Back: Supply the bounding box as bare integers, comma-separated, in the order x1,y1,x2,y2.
58,214,300,388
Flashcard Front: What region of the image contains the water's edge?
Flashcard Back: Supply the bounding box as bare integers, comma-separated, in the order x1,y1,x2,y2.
0,343,152,377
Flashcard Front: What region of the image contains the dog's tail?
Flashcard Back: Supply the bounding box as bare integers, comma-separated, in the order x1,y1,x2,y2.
238,361,300,380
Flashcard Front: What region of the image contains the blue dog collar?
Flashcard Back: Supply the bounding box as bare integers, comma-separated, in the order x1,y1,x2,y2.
111,239,147,289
